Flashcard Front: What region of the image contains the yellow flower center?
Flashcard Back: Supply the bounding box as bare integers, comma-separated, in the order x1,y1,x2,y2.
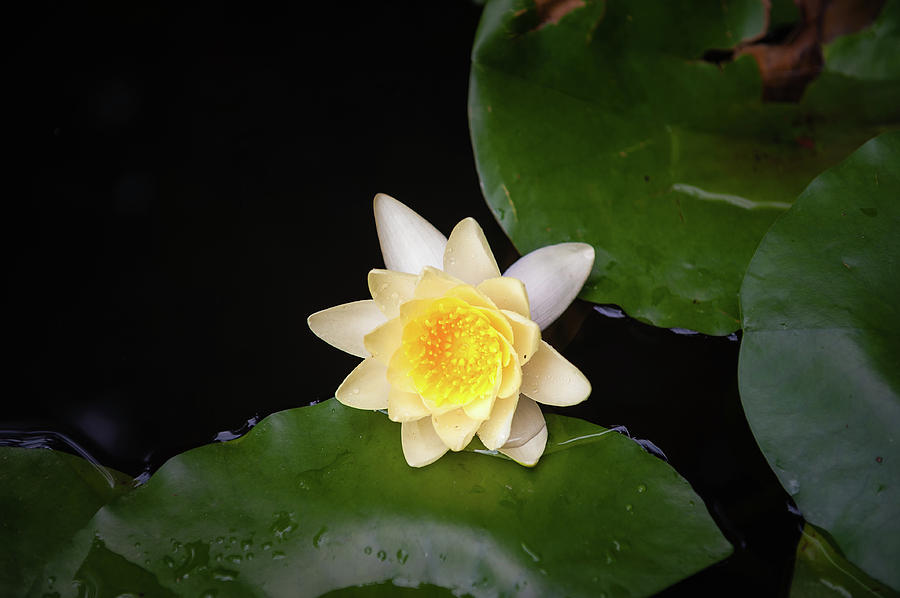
401,297,503,407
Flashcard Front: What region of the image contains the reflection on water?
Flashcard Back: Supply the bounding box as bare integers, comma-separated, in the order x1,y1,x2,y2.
0,429,118,489
213,414,260,443
551,304,803,596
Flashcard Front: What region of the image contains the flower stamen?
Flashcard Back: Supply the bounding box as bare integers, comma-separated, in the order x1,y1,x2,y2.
402,297,502,407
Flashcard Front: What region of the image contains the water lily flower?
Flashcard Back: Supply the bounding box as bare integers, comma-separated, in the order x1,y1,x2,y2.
308,194,594,467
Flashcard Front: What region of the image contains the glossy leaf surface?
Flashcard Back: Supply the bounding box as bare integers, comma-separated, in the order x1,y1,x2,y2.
469,0,900,334
18,400,730,597
739,132,900,589
789,524,899,598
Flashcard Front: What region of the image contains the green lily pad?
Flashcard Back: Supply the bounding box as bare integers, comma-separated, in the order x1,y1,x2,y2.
790,524,899,598
739,131,900,589
0,447,132,595
18,400,730,597
469,0,900,334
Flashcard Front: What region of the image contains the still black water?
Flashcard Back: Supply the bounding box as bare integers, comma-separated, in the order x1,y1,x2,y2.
6,3,800,596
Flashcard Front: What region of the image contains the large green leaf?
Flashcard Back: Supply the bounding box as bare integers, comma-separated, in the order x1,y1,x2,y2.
790,524,899,598
17,400,730,597
469,0,900,334
739,132,900,589
0,447,132,595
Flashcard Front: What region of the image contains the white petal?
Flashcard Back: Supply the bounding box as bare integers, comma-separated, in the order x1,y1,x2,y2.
504,243,595,330
503,396,545,448
444,217,501,285
387,388,431,422
432,410,481,452
308,300,387,358
368,269,417,318
476,394,519,450
335,358,390,410
500,424,548,467
374,193,447,275
521,341,591,406
402,418,449,467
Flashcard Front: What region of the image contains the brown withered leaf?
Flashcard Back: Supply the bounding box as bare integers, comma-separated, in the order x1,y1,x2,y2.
735,0,886,102
533,0,586,28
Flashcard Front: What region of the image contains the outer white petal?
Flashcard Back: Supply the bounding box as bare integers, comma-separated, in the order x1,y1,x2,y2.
503,395,545,448
444,217,501,285
402,418,450,467
521,341,591,406
499,424,548,467
476,394,519,450
308,300,387,358
374,193,447,274
504,243,595,330
335,358,390,410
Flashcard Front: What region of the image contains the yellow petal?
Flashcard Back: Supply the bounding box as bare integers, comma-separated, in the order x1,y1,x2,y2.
500,424,547,467
477,277,530,318
503,396,545,448
387,348,417,393
497,347,522,400
501,309,541,365
521,340,591,406
414,267,467,299
402,418,449,467
421,395,465,416
444,217,501,285
368,269,417,318
432,409,481,452
308,300,386,358
476,394,519,450
397,297,435,321
445,284,498,311
472,305,513,346
462,386,498,422
387,388,431,422
335,358,390,410
363,318,404,364
462,360,503,421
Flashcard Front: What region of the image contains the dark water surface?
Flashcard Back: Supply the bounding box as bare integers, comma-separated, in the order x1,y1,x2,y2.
6,3,800,596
